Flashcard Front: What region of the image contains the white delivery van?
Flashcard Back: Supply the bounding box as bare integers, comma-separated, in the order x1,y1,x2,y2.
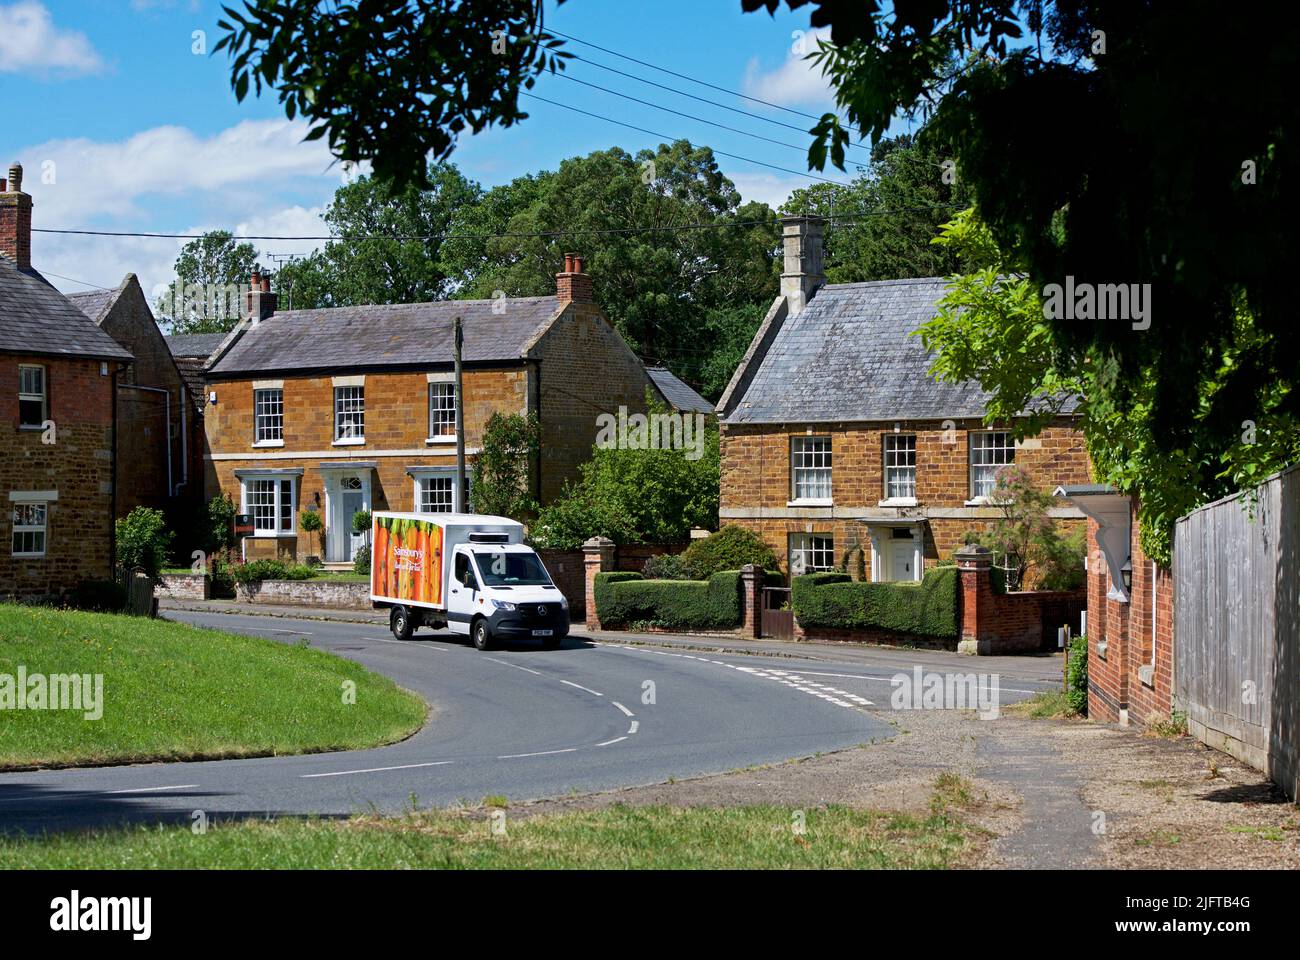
369,512,569,650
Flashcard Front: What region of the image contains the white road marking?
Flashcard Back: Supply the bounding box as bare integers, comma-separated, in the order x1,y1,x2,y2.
627,720,639,735
107,784,200,794
269,628,314,636
301,761,454,779
596,736,628,747
483,656,543,676
611,701,634,717
559,680,603,697
498,748,578,759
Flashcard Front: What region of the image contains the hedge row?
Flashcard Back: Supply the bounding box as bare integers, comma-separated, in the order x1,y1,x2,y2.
790,566,959,639
593,569,779,630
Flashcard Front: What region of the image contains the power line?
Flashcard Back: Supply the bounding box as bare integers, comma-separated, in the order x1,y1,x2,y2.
33,203,963,243
552,72,812,155
520,91,851,186
32,266,113,290
550,28,832,125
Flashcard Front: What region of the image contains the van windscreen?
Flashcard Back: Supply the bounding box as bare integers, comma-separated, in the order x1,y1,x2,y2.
474,551,553,587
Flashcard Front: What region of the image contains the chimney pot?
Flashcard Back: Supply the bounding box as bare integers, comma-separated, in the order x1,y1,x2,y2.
574,255,585,274
563,253,575,273
8,164,22,193
261,275,271,293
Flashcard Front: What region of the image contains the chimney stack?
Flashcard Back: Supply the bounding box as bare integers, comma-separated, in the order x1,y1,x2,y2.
0,162,33,270
556,251,593,303
245,267,279,323
780,215,825,315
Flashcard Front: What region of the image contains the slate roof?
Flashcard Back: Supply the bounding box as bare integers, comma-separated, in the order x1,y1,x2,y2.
66,287,117,325
646,366,714,415
208,296,562,376
724,278,1077,424
0,259,132,361
165,332,228,359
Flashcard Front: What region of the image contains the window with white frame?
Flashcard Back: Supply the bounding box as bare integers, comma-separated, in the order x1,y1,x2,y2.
970,431,1015,499
883,433,916,500
334,386,365,441
418,475,455,513
429,382,456,438
253,388,283,443
790,436,832,501
789,533,834,575
11,502,46,556
244,477,296,535
18,364,46,428
413,472,472,514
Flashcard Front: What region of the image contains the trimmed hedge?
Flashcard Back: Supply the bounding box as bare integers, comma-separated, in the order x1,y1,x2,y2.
1067,635,1089,715
594,569,779,630
791,566,958,639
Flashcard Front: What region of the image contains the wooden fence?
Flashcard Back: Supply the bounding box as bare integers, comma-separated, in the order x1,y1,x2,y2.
1173,464,1300,799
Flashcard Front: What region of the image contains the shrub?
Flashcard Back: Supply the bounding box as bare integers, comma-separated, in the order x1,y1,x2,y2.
299,509,324,559
352,509,372,537
642,552,688,580
677,525,779,581
594,570,744,630
791,566,959,639
115,506,174,579
205,494,237,554
1067,635,1089,716
283,564,316,581
230,558,290,585
353,545,372,576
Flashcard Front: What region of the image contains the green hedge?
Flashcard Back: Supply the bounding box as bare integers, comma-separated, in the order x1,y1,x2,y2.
1067,635,1089,715
594,569,778,630
791,566,958,639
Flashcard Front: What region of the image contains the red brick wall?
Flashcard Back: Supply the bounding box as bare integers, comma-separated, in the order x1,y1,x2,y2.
0,355,117,598
1085,504,1174,726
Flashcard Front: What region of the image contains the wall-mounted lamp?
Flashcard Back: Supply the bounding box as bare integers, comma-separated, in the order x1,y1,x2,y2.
1120,559,1133,592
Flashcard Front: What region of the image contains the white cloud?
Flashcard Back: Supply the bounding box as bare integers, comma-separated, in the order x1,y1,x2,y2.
12,119,340,298
741,27,836,109
0,1,104,76
727,171,806,211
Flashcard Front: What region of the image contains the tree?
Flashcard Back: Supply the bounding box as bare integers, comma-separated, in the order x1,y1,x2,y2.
532,400,720,549
439,141,779,395
917,209,1300,565
214,0,570,190
743,1,1299,468
781,135,971,282
473,412,541,521
966,465,1083,591
273,163,482,309
157,231,259,334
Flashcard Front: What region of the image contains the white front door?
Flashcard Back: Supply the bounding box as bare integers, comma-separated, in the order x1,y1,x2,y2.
329,474,368,562
890,540,916,581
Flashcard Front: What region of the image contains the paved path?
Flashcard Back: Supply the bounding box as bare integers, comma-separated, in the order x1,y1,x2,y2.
0,609,1059,835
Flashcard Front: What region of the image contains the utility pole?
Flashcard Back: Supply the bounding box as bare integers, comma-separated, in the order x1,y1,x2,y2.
454,315,466,513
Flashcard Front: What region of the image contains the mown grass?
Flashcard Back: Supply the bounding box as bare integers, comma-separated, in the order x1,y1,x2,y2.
0,605,425,770
0,803,977,870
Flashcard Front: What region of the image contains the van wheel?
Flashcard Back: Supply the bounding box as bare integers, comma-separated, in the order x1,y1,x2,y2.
472,618,493,651
390,606,414,641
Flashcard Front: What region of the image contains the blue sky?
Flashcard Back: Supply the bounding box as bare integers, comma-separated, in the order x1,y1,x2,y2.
0,0,889,300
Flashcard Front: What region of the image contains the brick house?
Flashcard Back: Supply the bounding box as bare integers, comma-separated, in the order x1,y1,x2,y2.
717,216,1092,581
1055,487,1173,726
69,274,195,516
201,255,657,564
0,163,133,599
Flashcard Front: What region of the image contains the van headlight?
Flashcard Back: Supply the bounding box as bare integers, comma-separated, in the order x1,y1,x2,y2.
559,596,569,609
491,599,516,611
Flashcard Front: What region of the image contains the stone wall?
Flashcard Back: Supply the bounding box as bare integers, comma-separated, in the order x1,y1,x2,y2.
235,578,371,610
156,572,210,600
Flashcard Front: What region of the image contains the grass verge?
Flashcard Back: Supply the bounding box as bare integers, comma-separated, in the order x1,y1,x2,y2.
1005,689,1076,719
0,802,977,869
0,604,425,770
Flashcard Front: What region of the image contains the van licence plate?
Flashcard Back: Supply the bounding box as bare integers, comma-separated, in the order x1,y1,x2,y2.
532,629,553,637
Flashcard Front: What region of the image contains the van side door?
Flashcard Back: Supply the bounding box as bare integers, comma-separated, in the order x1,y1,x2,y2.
446,547,479,635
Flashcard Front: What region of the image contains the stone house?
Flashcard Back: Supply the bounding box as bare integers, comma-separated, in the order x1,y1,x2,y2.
69,274,195,516
201,255,658,565
0,163,133,599
717,216,1093,581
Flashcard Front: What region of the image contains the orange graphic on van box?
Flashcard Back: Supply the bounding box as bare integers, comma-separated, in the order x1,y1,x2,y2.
373,516,443,607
